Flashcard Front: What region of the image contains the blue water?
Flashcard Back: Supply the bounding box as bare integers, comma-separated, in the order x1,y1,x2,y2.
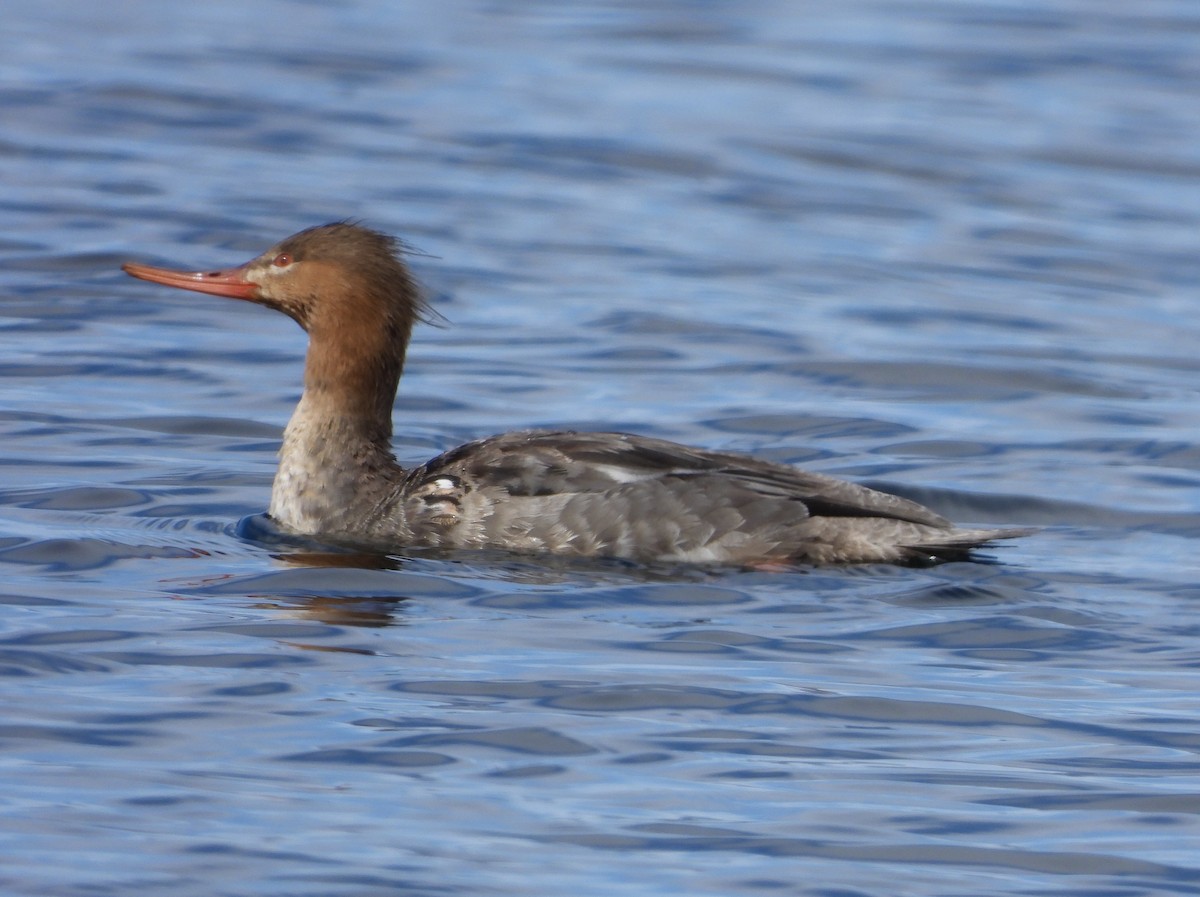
2,1,1199,895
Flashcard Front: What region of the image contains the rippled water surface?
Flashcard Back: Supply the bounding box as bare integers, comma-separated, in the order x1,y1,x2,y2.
3,1,1200,894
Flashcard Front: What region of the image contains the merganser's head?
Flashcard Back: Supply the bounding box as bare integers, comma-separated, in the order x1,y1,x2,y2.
122,222,429,335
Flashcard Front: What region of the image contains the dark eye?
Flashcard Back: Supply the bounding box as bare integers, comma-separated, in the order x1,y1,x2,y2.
272,253,292,267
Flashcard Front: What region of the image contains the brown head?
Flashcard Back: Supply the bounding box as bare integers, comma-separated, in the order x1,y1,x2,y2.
123,222,432,427
122,221,428,336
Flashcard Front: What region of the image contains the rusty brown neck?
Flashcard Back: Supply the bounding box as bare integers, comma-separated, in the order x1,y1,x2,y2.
268,306,414,534
301,318,405,443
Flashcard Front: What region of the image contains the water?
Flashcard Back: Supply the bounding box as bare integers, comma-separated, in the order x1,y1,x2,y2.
2,1,1199,894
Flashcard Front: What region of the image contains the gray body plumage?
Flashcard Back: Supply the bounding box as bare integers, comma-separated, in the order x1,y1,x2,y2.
274,422,1028,565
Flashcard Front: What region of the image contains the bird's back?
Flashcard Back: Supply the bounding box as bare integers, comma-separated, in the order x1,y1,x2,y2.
381,429,1026,565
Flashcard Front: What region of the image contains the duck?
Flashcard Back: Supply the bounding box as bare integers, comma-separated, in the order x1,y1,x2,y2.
122,222,1032,566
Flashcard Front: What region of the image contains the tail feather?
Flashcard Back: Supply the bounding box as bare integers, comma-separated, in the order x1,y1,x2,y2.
902,526,1038,565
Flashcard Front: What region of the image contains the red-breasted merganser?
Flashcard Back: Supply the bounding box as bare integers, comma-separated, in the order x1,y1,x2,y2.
122,222,1032,566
